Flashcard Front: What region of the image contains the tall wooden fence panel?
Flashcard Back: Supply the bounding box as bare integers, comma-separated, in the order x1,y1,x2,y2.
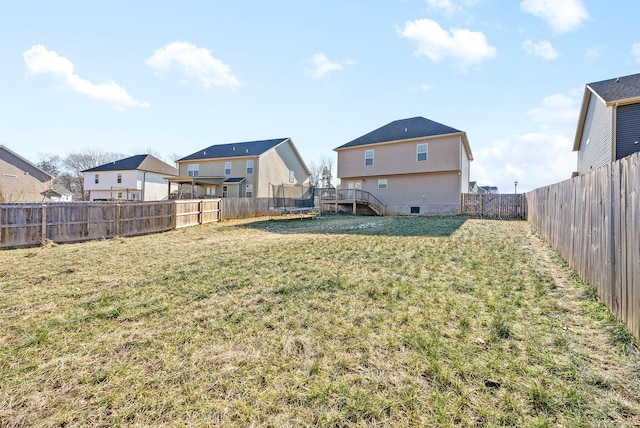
221,197,271,220
0,199,221,248
527,151,640,342
462,193,527,219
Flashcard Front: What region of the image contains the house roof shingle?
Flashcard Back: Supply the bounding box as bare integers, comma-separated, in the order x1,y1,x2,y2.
587,72,640,104
179,138,289,161
82,154,178,176
335,117,462,150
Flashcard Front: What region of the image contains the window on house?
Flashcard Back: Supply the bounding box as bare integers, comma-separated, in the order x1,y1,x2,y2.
225,162,232,175
95,174,99,184
246,160,253,174
289,170,295,183
117,192,123,198
222,185,228,198
246,184,253,198
117,173,122,183
188,164,199,177
378,179,387,189
417,143,428,161
365,150,374,166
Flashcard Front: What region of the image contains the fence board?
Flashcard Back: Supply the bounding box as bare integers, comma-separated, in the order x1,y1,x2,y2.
527,151,640,342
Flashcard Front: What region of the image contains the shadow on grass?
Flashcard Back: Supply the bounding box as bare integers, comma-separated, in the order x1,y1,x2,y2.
238,214,468,237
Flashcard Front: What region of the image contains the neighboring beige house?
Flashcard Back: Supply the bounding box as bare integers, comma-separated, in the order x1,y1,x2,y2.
171,138,310,198
0,145,65,202
82,154,178,201
334,116,473,215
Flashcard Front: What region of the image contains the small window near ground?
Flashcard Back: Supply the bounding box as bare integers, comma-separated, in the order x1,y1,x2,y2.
222,185,228,198
417,143,428,162
378,178,387,189
365,150,374,166
117,192,123,198
411,207,420,214
225,162,232,175
246,184,253,198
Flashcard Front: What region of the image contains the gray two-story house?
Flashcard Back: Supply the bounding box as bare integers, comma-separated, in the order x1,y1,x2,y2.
574,72,640,174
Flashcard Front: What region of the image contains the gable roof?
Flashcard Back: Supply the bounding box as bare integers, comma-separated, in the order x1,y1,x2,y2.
587,73,640,105
83,154,178,176
335,117,462,150
0,145,53,181
573,72,640,151
179,138,289,161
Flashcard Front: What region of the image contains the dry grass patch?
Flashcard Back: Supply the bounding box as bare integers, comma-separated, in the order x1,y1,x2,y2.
1,215,639,426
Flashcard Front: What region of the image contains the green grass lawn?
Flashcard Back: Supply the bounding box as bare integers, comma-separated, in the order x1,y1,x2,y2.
1,215,639,427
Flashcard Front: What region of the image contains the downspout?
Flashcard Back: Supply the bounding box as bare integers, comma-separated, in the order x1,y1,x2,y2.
611,103,617,161
142,171,146,201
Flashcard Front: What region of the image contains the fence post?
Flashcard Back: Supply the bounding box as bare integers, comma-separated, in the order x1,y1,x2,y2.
171,200,177,230
41,204,47,243
115,204,121,237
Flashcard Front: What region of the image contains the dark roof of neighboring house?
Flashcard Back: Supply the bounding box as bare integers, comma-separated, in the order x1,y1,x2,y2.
335,117,462,150
82,154,178,176
587,72,640,104
179,138,289,161
223,177,245,183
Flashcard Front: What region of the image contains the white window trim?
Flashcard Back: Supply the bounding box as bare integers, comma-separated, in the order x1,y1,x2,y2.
188,164,199,177
225,162,232,175
246,160,254,174
378,178,387,189
365,149,374,166
417,143,428,162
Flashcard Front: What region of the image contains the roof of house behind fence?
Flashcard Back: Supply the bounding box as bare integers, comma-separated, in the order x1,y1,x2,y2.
335,117,462,150
83,154,178,175
179,138,289,161
587,72,640,104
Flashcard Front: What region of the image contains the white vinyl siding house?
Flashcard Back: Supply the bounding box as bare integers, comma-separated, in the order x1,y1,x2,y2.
82,154,178,201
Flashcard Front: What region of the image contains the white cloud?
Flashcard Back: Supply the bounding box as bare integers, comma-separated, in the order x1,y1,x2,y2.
520,0,590,33
399,18,496,72
309,53,355,79
23,44,149,110
631,43,640,64
147,41,240,90
523,40,559,60
419,83,433,91
425,0,480,15
472,93,578,192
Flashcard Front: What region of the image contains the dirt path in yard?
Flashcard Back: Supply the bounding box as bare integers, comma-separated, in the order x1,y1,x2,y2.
525,222,640,384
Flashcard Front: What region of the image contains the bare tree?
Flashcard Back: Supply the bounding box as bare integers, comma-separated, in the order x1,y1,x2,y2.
319,155,334,188
307,161,323,187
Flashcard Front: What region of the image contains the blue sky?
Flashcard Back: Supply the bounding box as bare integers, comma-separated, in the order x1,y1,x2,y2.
1,0,640,192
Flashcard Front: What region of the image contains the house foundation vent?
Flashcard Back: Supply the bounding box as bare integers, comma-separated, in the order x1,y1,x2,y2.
410,206,420,214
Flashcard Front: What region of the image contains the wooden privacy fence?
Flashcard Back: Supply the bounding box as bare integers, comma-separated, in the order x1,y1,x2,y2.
527,151,640,342
222,197,271,219
461,193,527,219
0,199,222,248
